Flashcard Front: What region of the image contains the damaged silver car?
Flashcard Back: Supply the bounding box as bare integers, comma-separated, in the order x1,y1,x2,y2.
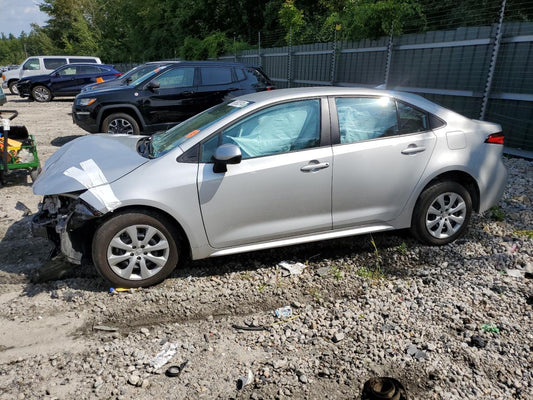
32,87,507,287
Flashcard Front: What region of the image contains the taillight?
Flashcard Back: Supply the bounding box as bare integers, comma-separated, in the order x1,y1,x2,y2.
485,132,504,145
114,73,122,77
266,86,275,91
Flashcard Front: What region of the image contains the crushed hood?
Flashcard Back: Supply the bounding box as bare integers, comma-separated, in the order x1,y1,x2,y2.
33,134,149,195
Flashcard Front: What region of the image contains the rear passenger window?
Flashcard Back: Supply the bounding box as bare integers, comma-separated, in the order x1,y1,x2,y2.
336,97,398,144
44,58,67,69
200,67,233,85
397,102,428,134
78,66,100,74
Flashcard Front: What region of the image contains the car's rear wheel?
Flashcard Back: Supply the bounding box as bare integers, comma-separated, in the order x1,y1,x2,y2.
92,211,180,287
102,113,140,135
411,181,472,245
8,81,19,95
32,85,53,102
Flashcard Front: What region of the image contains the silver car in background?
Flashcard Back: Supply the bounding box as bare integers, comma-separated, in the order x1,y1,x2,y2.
32,87,507,287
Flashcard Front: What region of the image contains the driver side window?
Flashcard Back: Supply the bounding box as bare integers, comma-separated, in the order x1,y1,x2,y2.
200,99,320,162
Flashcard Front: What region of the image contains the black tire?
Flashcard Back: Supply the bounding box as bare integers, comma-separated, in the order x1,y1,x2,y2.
8,80,19,95
32,85,53,102
411,181,472,245
92,210,180,288
102,113,140,135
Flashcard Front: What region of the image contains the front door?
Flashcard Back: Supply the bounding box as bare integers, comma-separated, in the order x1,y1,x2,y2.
139,67,197,130
197,98,333,248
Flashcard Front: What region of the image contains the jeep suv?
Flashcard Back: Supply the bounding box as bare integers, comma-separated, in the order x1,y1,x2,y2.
72,61,275,134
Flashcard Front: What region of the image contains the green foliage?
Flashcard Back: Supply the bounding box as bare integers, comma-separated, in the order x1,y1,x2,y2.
481,324,500,333
0,0,531,65
489,205,506,221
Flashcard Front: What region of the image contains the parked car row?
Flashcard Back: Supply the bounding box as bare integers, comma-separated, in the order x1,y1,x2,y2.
3,57,276,136
2,55,101,95
73,61,275,134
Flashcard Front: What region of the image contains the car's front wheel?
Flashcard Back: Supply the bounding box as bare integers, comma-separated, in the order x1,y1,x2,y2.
102,113,140,135
411,181,472,245
32,85,53,102
8,80,19,95
92,210,180,287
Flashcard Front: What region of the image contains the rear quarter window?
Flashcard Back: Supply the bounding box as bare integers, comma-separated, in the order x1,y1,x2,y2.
70,58,97,63
44,58,67,70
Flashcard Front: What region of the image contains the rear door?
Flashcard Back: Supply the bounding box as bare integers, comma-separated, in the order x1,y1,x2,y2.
331,96,437,228
195,66,239,108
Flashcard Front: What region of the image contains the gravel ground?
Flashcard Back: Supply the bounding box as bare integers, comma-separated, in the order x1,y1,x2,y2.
0,94,532,400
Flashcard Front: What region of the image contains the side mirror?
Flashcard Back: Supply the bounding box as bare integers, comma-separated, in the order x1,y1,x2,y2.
146,80,160,91
213,143,242,173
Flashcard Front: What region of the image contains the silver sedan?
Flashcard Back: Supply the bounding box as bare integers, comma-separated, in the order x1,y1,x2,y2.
32,87,507,287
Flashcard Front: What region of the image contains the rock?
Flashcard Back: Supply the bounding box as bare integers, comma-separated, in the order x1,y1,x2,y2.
332,332,345,343
128,374,140,386
316,267,331,277
469,335,487,349
406,344,418,356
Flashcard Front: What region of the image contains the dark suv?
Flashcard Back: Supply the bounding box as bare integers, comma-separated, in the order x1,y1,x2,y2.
72,61,275,134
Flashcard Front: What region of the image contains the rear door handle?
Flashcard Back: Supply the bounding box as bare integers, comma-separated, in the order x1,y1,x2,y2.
300,162,330,172
401,145,426,155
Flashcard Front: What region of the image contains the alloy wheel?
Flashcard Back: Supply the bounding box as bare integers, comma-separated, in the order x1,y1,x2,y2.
106,224,170,281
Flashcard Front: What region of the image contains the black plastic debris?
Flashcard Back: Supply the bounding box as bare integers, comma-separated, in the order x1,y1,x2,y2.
361,377,407,400
165,360,188,378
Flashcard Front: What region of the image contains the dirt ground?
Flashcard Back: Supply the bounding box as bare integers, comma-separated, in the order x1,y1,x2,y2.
0,93,532,400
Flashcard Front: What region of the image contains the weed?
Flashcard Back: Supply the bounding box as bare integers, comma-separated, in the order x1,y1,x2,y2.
257,283,268,292
513,230,533,239
332,266,344,280
489,205,505,221
397,241,408,254
481,324,500,333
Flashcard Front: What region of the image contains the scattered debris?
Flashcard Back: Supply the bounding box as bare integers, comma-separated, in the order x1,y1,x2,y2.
150,342,178,370
278,261,307,275
236,369,254,390
506,269,524,278
362,377,407,400
31,256,76,283
109,287,138,294
15,201,31,216
93,325,119,333
274,305,292,319
165,360,188,378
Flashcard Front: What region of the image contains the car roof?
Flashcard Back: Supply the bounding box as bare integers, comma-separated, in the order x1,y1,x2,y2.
235,87,453,117
164,60,253,68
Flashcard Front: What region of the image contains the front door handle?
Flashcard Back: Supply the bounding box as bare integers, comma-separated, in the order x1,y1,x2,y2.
300,161,330,172
401,145,426,155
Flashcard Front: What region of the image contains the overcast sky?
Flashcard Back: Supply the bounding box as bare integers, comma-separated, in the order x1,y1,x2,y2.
0,0,48,36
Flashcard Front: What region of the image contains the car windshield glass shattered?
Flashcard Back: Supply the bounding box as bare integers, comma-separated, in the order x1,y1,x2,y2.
150,100,252,158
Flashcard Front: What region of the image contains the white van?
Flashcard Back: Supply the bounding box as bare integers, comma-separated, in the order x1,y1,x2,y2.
1,55,102,94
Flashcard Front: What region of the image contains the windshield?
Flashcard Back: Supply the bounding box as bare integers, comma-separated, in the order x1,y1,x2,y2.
151,100,253,158
129,65,169,87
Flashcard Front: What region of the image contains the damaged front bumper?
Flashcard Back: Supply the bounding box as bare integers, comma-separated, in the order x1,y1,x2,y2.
32,194,103,264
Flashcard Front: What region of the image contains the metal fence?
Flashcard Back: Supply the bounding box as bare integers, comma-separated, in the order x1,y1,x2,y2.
219,21,533,153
